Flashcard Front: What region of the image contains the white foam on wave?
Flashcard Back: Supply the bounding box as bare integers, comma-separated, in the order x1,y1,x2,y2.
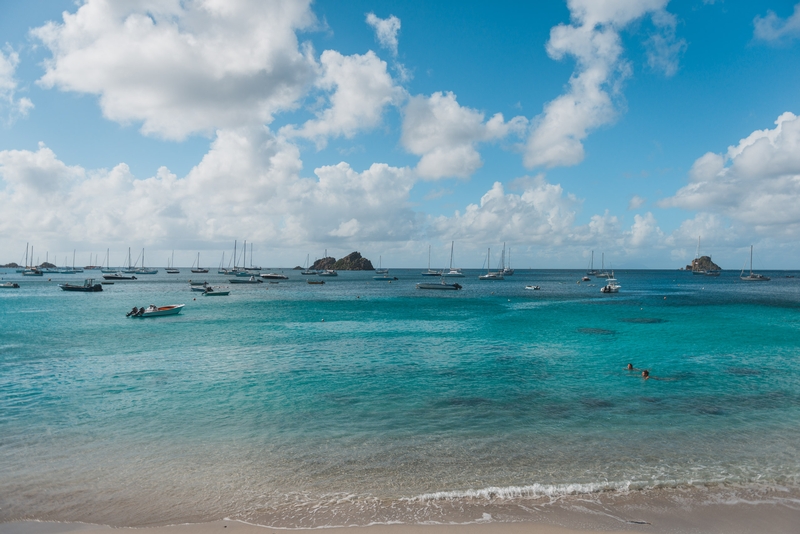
406,480,639,502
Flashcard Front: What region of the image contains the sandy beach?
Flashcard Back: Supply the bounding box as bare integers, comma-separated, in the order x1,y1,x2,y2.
3,492,799,534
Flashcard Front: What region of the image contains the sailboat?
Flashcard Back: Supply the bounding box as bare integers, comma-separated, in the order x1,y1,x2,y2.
501,245,514,275
101,249,118,273
167,251,180,274
421,245,442,276
478,248,504,280
135,249,158,274
586,250,598,276
595,253,611,278
22,243,43,276
740,245,770,281
692,236,706,275
191,252,208,273
301,254,317,275
375,255,388,274
442,241,465,277
317,248,338,277
218,251,228,274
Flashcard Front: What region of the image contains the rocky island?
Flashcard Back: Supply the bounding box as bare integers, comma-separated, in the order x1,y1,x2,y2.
685,255,721,271
312,251,374,271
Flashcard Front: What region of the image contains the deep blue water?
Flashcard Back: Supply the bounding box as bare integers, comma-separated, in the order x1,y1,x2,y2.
1,268,799,527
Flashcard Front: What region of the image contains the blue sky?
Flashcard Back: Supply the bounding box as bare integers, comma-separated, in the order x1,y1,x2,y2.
1,0,800,269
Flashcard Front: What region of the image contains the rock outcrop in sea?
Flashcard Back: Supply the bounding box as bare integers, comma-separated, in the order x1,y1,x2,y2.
312,252,374,271
685,256,721,271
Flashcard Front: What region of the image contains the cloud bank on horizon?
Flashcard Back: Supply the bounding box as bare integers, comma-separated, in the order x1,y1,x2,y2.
1,0,799,268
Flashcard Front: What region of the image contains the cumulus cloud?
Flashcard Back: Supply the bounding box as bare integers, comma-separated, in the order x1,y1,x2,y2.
366,13,401,56
754,3,800,43
282,50,405,148
524,0,678,169
661,112,800,238
402,91,527,179
624,211,663,248
429,177,579,244
32,0,318,140
0,129,418,250
0,48,34,122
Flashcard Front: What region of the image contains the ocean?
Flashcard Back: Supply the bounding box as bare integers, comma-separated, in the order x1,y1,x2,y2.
1,268,799,529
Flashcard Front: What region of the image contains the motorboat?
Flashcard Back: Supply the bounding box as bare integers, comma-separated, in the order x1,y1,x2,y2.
260,272,289,280
202,288,229,296
191,283,210,292
0,281,20,288
525,285,541,290
373,274,398,281
126,304,185,317
417,279,462,290
600,274,621,293
318,269,338,277
307,280,325,285
229,276,263,284
103,273,137,280
59,278,103,292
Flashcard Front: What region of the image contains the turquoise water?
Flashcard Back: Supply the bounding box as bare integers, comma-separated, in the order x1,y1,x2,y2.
1,269,799,527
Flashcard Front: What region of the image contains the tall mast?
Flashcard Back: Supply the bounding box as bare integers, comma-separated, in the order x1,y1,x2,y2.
449,241,454,269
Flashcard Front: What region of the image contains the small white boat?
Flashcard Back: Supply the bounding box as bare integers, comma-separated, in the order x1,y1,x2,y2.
600,274,621,293
318,269,338,277
0,281,20,288
373,275,398,281
260,272,289,280
127,304,185,317
525,285,541,290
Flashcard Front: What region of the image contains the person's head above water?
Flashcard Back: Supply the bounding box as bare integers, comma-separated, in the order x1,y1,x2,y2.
642,370,650,379
627,363,633,370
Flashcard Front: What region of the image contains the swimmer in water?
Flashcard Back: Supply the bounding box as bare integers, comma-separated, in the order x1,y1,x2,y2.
642,369,650,379
626,363,641,371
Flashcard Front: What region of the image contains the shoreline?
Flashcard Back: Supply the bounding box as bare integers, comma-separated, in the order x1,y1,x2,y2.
3,490,799,534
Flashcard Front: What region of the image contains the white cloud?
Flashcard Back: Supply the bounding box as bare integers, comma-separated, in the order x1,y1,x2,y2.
645,9,687,77
628,194,646,210
524,0,677,169
624,211,663,248
754,3,800,43
402,91,527,179
32,0,318,140
429,177,579,244
661,112,800,238
366,13,401,56
282,50,405,148
0,129,418,250
0,48,34,122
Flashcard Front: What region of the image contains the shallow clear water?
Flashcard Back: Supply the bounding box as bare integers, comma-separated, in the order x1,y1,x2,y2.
1,269,799,527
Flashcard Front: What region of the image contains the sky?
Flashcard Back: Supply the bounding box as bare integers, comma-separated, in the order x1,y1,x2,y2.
1,0,800,270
